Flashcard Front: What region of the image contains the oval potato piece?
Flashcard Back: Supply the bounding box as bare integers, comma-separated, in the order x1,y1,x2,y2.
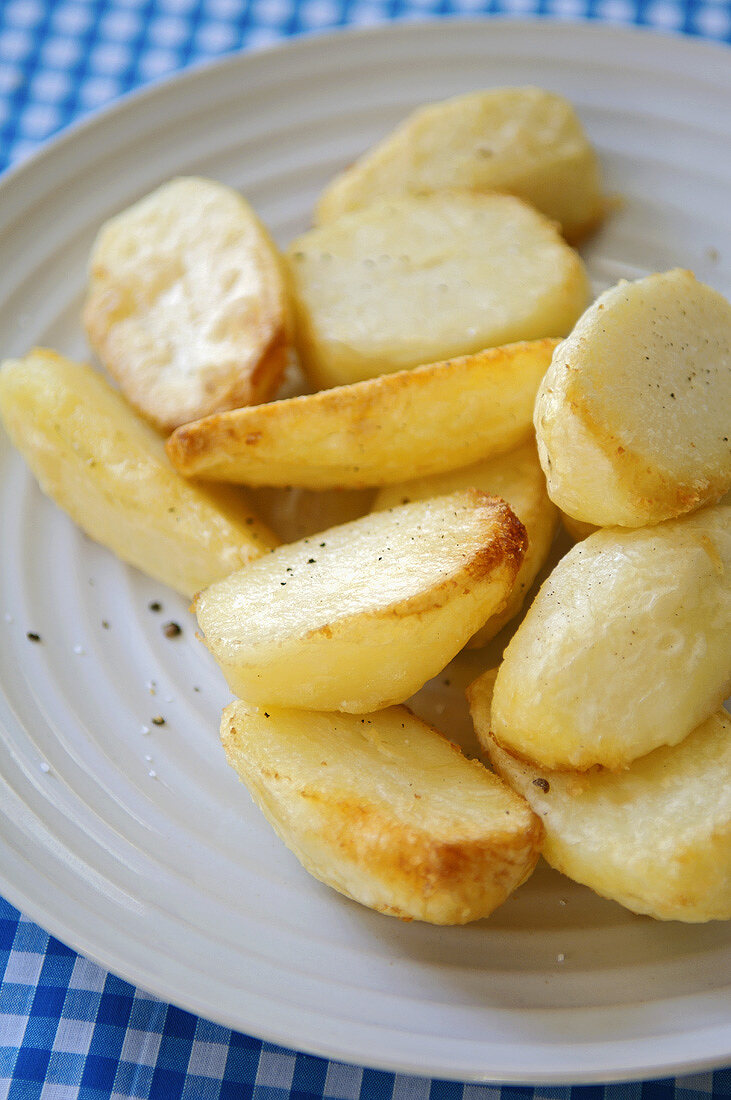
195,490,526,713
489,504,731,771
315,87,604,243
373,440,558,645
0,349,278,598
83,177,291,433
221,699,543,924
469,675,731,922
535,269,731,527
166,340,558,488
286,191,589,390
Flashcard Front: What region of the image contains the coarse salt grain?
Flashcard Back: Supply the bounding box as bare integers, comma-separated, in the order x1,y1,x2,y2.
141,725,151,735
39,761,50,773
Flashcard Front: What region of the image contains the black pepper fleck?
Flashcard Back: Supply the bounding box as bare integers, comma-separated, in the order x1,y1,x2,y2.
533,777,550,793
27,632,41,643
163,621,182,638
148,601,162,612
151,716,165,726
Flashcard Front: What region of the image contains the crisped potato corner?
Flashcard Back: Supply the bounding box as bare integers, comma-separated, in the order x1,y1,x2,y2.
535,269,731,527
373,440,558,645
287,192,589,389
488,503,731,771
315,87,604,242
195,490,526,712
474,689,731,923
0,349,277,598
222,700,543,924
166,340,558,487
83,177,291,432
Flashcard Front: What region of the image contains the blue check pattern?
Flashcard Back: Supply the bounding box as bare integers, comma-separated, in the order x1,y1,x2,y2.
1,0,731,1095
2,897,731,1099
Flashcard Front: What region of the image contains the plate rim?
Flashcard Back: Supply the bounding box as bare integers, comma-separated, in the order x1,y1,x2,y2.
1,17,730,1085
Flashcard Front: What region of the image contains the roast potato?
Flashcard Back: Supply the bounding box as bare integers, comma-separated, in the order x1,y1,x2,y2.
470,672,731,923
373,439,558,645
221,699,543,924
166,340,558,488
195,490,526,712
487,503,731,771
535,269,731,527
83,177,291,432
315,87,604,242
286,191,589,390
0,349,277,597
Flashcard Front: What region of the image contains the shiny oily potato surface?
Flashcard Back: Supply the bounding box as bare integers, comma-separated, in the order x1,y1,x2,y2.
535,269,731,527
0,349,277,598
474,687,731,923
83,177,291,432
286,191,589,390
195,490,526,713
373,439,558,645
488,503,731,771
221,699,543,924
315,87,604,243
166,340,558,488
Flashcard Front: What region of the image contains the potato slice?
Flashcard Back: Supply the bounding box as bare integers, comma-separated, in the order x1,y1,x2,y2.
167,340,558,487
83,177,291,433
470,673,731,922
373,440,558,645
0,349,277,597
195,490,526,713
535,269,731,527
286,192,589,390
316,88,604,242
487,503,731,771
221,699,543,924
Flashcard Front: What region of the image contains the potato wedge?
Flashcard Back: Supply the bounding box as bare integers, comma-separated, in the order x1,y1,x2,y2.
0,349,278,597
487,503,731,771
316,87,604,242
221,699,543,924
195,490,526,712
166,340,558,487
373,440,558,645
535,269,731,527
83,177,291,433
286,192,589,389
470,674,731,922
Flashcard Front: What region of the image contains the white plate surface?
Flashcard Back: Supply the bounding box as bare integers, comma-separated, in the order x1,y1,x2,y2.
0,19,730,1085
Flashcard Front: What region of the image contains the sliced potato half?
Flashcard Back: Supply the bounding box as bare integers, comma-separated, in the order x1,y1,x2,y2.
470,674,731,922
535,269,731,527
167,340,558,487
83,177,291,432
316,87,604,242
487,503,731,771
0,349,278,598
373,440,558,645
222,699,543,924
287,191,589,390
195,490,526,713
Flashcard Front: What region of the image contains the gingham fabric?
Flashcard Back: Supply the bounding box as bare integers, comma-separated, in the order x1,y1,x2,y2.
1,0,731,1096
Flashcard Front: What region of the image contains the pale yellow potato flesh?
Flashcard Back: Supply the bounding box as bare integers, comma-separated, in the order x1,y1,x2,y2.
373,440,558,645
83,177,291,432
221,699,543,924
535,269,731,527
0,349,278,598
286,192,589,390
488,503,731,771
195,490,526,713
166,340,558,488
470,674,731,922
315,87,604,242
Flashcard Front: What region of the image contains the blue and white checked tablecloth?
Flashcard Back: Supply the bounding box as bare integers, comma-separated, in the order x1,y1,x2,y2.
1,0,731,1097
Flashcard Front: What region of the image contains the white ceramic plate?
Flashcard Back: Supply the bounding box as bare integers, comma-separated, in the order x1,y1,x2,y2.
0,19,730,1085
